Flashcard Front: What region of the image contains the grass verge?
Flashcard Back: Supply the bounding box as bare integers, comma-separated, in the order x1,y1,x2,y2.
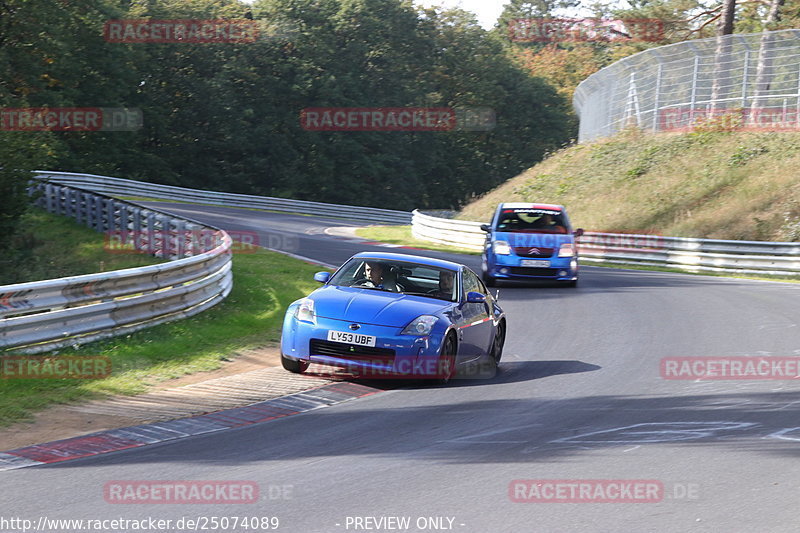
0,209,164,285
355,225,481,255
459,130,800,242
0,216,331,427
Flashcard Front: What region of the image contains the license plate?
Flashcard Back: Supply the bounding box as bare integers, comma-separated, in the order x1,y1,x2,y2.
327,330,377,347
521,260,550,268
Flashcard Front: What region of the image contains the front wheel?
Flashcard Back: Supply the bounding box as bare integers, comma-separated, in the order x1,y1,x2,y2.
482,272,497,287
436,334,458,385
564,279,578,287
281,353,309,374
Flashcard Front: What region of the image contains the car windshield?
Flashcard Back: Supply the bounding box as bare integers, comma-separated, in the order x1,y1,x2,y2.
328,259,458,302
495,208,568,234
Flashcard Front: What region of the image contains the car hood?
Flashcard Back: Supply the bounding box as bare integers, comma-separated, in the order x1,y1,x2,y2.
495,231,573,248
310,286,449,327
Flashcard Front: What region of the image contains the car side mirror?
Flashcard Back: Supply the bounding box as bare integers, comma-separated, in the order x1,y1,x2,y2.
314,271,331,283
467,291,486,303
574,228,585,237
480,224,491,233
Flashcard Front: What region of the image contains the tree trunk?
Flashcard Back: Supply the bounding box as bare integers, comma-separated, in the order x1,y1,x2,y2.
710,0,736,112
749,0,785,123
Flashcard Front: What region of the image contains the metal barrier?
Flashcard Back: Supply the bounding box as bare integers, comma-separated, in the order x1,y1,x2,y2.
0,180,233,353
411,210,800,276
573,30,800,142
34,171,412,225
411,210,485,251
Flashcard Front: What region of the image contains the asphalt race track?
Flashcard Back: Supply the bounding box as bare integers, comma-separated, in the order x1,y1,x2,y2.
4,203,800,533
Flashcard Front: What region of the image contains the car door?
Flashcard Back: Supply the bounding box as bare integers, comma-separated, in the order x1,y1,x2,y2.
458,268,494,363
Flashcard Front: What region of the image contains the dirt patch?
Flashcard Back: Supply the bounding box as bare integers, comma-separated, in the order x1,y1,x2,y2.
148,346,282,390
0,346,282,451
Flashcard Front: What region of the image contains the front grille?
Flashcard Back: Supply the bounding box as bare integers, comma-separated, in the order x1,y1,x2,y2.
513,247,554,258
507,267,561,277
310,339,395,364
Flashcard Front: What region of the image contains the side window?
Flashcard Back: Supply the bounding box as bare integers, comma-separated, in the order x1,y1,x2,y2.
462,269,482,296
475,276,489,297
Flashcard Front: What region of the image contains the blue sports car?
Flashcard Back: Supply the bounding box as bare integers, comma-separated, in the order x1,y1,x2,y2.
280,252,506,383
481,203,584,287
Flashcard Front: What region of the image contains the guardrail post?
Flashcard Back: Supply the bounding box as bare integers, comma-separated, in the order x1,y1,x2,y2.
145,211,156,255
159,214,169,258
45,183,55,213
175,219,186,259
132,208,143,252
119,203,129,237
53,185,64,215
78,192,88,227
94,195,104,231
104,198,114,232
66,188,75,219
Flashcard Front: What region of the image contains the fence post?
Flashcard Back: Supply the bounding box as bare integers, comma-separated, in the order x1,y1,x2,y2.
689,55,700,123
796,66,800,129
741,50,749,108
652,62,663,132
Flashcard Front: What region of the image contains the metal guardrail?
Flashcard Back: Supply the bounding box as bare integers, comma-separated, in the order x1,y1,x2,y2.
412,210,800,276
0,180,233,353
411,210,485,251
34,171,412,225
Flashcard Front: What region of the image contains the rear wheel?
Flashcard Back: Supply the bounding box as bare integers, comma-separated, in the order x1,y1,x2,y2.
281,353,309,374
436,334,458,384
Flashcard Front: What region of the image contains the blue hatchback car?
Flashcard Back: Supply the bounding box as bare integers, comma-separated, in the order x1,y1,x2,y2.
280,252,506,383
480,203,583,287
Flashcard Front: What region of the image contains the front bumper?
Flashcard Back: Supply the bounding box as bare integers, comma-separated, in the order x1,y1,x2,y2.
281,315,448,377
485,255,579,281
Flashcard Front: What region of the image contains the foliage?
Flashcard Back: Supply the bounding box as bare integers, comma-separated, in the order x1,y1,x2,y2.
0,0,574,218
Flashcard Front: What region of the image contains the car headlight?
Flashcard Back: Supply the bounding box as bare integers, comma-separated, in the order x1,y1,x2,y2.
293,298,316,324
401,315,438,336
493,240,511,255
558,243,575,257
